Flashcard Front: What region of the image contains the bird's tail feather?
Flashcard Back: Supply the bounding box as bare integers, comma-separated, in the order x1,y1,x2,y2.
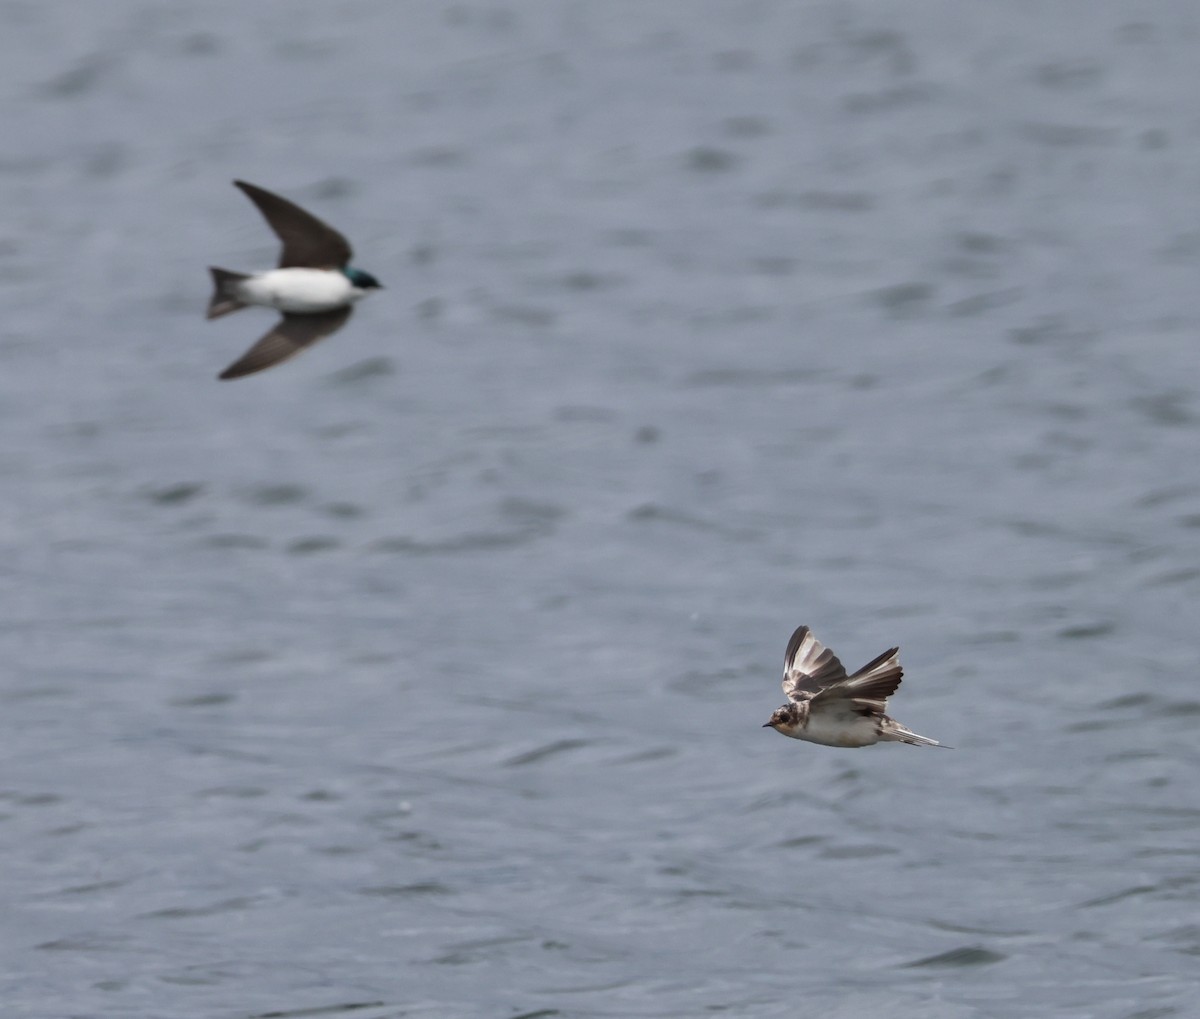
881,722,950,748
207,267,249,319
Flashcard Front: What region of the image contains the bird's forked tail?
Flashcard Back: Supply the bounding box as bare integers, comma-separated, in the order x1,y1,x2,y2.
880,720,951,748
207,267,249,319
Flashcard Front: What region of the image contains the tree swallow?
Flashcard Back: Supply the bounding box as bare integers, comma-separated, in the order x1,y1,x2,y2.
206,180,382,380
763,626,947,748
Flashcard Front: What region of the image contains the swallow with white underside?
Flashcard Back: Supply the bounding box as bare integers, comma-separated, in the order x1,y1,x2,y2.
207,180,382,380
763,625,948,748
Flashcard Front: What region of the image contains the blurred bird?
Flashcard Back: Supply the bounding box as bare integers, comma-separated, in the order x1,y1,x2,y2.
763,626,947,748
207,180,382,380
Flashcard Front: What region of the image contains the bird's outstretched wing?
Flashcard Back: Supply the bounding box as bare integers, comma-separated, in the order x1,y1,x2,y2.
218,307,352,380
782,626,849,701
810,645,903,715
234,180,353,269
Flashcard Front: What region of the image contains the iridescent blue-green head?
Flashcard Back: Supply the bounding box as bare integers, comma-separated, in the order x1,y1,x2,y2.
342,265,383,290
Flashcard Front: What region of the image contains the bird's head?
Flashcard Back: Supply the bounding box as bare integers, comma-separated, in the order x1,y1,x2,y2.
343,266,383,290
763,702,801,736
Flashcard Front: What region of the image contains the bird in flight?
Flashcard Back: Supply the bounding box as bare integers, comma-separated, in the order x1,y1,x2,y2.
763,626,946,748
206,180,382,380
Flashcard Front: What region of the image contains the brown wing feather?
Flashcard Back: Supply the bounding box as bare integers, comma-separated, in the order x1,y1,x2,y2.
811,646,903,711
234,181,353,269
218,307,352,380
782,625,849,701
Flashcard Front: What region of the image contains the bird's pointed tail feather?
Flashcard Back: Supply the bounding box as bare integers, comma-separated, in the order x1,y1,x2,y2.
880,722,951,748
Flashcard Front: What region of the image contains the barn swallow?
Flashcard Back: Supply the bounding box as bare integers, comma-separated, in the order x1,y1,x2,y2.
763,626,946,748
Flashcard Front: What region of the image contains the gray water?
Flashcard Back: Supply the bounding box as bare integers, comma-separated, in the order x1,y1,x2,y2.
1,2,1198,1017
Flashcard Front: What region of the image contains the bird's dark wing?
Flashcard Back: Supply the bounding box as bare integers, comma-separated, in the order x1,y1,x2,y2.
810,645,903,714
782,626,849,701
218,307,352,380
234,180,353,269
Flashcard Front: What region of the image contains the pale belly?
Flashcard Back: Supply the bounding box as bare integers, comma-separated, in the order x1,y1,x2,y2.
797,714,881,748
238,269,359,313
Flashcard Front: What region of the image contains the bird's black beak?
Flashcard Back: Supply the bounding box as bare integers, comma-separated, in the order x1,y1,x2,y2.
762,722,773,728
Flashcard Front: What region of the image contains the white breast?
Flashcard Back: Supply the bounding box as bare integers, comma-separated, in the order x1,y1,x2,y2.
238,269,360,313
799,712,881,748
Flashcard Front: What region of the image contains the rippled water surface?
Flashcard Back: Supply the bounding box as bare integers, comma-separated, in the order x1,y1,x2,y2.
2,3,1198,1017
